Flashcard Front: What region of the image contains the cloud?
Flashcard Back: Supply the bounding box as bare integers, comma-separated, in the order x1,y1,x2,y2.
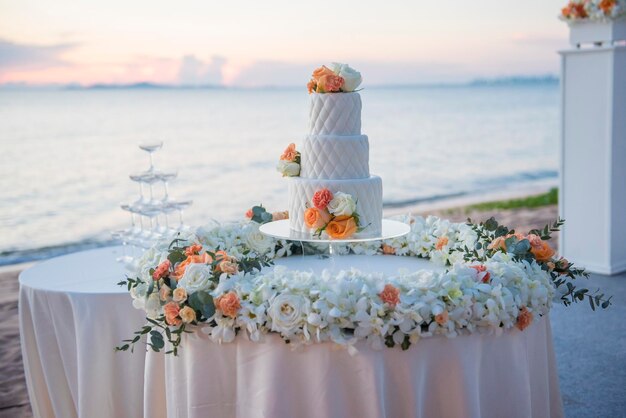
177,55,226,86
0,39,75,71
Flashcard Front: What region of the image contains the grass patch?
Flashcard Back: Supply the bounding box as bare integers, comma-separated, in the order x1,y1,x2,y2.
466,188,558,212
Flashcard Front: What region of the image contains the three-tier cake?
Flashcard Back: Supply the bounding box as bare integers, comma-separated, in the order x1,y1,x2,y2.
279,64,383,239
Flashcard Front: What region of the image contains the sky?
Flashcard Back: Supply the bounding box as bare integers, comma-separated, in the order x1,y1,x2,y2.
0,0,570,87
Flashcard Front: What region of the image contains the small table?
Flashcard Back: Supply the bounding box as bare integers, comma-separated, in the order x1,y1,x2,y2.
19,246,146,418
145,255,564,418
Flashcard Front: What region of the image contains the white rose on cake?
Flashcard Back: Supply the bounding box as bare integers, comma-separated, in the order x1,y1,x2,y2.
330,62,362,92
276,160,300,177
327,192,357,216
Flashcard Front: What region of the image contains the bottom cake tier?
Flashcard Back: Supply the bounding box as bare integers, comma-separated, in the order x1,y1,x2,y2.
288,175,383,237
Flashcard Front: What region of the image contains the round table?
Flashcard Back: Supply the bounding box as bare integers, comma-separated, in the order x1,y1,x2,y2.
145,255,564,418
19,246,147,418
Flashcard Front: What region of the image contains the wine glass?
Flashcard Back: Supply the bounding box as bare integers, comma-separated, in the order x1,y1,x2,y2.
139,141,163,173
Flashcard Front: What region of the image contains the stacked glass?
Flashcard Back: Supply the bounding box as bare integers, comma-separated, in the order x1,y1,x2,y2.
113,142,193,266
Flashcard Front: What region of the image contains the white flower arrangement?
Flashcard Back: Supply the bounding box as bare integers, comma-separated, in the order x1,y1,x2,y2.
117,214,609,356
560,0,626,22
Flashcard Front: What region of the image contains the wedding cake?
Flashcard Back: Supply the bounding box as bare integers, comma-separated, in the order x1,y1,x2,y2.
277,63,382,239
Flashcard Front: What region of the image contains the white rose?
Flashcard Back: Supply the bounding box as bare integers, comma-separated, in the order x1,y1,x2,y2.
268,293,310,335
337,64,362,92
245,224,275,254
177,263,213,294
327,192,356,216
329,62,346,74
276,160,300,177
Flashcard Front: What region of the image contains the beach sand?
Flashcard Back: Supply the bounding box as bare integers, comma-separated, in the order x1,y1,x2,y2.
0,204,559,417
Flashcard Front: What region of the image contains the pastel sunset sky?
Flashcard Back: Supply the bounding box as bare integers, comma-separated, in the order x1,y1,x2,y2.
0,0,569,87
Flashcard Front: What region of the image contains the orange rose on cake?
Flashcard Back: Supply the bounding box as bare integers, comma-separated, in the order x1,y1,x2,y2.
304,207,331,229
326,215,357,239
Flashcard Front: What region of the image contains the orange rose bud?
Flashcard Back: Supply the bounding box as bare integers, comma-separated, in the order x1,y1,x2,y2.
280,143,298,162
516,306,533,331
326,215,357,239
381,244,396,255
435,236,449,251
216,291,241,318
530,241,556,262
173,253,213,280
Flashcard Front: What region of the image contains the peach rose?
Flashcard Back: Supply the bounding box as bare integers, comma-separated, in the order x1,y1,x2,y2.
312,188,333,210
185,244,203,256
311,65,335,82
173,287,187,303
215,250,234,263
173,253,213,280
163,302,182,326
435,310,449,325
179,306,196,324
379,284,400,307
470,265,491,283
304,207,332,229
245,208,253,219
516,306,533,331
530,240,555,262
152,259,171,280
487,236,507,251
307,79,317,94
216,291,241,318
280,143,298,162
316,74,344,93
159,284,171,301
272,211,289,221
326,215,357,239
435,236,449,251
218,260,239,275
526,234,543,248
381,244,396,255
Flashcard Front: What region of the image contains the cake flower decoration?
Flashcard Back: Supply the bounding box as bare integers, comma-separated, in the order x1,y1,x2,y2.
307,63,362,94
304,188,365,238
276,143,301,177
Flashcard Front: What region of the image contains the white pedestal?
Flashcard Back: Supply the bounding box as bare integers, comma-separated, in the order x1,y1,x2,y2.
568,19,626,46
559,45,626,274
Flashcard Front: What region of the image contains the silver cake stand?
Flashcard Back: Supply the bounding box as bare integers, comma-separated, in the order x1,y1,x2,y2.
259,219,410,255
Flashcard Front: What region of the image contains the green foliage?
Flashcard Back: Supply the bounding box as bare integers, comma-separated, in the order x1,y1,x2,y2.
188,291,215,320
466,188,558,212
251,205,273,224
457,216,611,311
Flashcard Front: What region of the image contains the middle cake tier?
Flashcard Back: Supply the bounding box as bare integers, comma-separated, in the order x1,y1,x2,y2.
300,134,370,180
288,175,383,236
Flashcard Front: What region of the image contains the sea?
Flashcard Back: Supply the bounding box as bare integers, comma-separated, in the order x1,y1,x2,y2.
0,82,559,266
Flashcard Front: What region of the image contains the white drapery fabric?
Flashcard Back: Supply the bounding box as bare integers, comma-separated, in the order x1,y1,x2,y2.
144,255,564,418
19,246,146,418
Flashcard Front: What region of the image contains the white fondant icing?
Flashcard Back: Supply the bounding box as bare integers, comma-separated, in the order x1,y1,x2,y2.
288,176,383,236
309,92,361,136
300,134,369,180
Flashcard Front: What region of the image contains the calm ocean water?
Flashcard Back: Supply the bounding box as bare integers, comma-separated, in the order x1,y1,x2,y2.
0,84,559,265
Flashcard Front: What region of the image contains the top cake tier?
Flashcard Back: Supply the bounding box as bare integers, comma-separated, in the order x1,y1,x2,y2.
309,92,361,136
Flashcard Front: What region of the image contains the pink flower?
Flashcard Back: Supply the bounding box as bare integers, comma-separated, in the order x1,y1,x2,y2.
152,260,171,280
163,302,182,326
245,208,253,219
516,306,533,331
159,284,171,301
312,188,333,210
379,284,401,308
280,143,298,162
469,265,490,283
381,244,396,255
317,74,344,93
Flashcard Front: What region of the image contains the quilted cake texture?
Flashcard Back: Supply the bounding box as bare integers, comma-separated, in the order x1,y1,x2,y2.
309,92,362,136
288,176,383,236
300,134,370,180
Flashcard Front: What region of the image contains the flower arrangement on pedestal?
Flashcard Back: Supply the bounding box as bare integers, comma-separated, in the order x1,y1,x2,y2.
303,188,365,239
116,208,611,356
306,63,362,94
560,0,626,21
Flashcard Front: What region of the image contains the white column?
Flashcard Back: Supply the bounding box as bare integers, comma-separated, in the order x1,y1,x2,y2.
559,21,626,275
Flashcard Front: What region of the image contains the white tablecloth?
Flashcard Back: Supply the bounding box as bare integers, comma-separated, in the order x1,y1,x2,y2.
19,246,146,418
145,255,564,418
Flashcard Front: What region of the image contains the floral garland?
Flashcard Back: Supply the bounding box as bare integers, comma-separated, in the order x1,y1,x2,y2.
306,63,362,94
117,207,611,356
560,0,626,21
